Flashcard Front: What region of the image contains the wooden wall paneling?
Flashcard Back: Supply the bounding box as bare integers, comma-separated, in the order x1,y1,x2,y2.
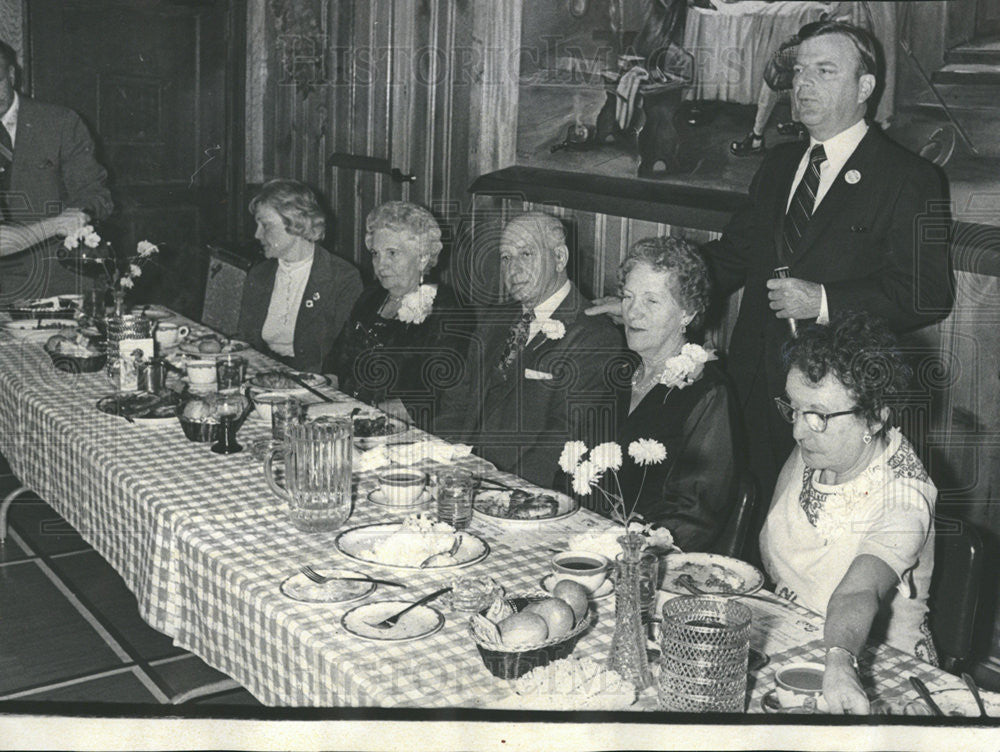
391,0,417,206
468,1,521,182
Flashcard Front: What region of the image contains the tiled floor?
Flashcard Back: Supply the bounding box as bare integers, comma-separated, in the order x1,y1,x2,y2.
0,474,262,708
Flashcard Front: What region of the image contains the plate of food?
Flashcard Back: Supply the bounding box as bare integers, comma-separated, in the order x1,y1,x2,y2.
178,334,250,357
474,488,578,525
352,412,409,450
335,514,489,570
1,318,78,341
96,391,182,424
486,657,637,711
660,552,764,596
2,296,80,320
246,369,330,391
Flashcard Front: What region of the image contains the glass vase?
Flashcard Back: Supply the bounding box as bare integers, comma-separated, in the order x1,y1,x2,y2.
608,533,653,689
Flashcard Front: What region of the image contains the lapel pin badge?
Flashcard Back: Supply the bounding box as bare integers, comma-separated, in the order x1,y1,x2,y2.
305,299,314,308
845,169,861,185
312,292,320,300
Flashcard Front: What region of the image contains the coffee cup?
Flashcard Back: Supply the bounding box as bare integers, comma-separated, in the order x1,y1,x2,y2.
551,550,610,593
774,662,828,712
376,469,428,506
155,322,190,350
186,358,217,391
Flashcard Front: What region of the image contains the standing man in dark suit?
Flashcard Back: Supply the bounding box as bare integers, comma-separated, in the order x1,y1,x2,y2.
0,40,113,298
587,22,952,502
704,21,952,499
446,212,627,491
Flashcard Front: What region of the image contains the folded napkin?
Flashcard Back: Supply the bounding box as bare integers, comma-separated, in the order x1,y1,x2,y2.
387,440,472,466
354,446,390,473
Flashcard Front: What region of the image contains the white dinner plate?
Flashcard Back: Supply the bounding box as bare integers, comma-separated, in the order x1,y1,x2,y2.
335,522,489,571
178,337,250,358
279,568,376,604
351,413,411,450
1,319,77,341
473,488,579,525
905,687,1000,717
96,392,181,425
540,574,614,601
247,370,330,391
341,601,445,642
661,552,764,596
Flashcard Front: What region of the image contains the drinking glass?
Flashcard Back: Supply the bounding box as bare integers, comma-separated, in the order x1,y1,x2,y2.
271,395,305,441
216,354,247,393
633,551,660,625
436,470,474,529
263,417,353,532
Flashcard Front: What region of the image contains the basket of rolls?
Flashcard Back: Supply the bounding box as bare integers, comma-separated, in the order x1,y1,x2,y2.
469,581,595,680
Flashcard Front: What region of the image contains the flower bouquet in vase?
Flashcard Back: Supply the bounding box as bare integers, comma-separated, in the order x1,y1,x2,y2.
560,439,675,690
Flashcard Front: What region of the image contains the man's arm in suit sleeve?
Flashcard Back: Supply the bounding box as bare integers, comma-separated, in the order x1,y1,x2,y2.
824,163,953,330
59,110,113,221
701,160,769,298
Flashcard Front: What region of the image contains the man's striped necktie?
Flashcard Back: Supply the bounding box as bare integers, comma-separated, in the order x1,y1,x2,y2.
781,144,827,262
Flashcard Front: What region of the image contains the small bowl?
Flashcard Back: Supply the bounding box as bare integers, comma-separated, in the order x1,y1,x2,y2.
470,594,594,680
376,469,428,506
45,347,106,374
177,415,220,443
551,551,610,594
774,662,826,711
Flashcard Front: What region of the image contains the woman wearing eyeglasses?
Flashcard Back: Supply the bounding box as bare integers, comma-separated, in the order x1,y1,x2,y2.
760,311,937,715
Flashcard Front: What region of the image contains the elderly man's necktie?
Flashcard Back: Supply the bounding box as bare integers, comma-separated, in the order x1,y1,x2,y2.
495,309,535,377
781,144,827,262
0,122,12,216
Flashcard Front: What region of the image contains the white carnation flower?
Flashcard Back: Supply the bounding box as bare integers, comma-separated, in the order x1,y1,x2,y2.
590,442,623,472
559,441,588,474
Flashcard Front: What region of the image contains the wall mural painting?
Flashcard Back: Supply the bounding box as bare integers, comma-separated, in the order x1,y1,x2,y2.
516,0,999,196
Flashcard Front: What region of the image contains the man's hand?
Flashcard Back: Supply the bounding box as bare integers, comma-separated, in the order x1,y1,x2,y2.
822,657,869,715
766,277,822,320
584,296,624,325
48,209,90,238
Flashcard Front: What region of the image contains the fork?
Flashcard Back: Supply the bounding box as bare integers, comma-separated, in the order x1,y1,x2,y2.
419,535,462,569
365,586,452,630
299,565,405,588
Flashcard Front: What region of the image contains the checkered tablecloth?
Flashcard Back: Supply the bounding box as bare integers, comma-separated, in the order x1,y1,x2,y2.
0,316,964,710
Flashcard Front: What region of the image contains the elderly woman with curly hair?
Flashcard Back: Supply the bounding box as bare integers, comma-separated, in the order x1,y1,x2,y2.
760,311,938,714
325,201,474,431
614,236,742,552
238,179,362,372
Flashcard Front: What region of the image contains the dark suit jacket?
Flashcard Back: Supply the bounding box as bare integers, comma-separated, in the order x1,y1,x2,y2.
616,361,741,553
0,96,113,299
704,126,953,485
237,244,362,373
450,283,628,490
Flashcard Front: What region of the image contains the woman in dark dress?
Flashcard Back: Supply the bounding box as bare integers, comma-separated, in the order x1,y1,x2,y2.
324,201,474,432
615,236,742,552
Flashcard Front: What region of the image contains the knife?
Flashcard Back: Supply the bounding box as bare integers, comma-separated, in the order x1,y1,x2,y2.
334,576,406,588
909,675,945,716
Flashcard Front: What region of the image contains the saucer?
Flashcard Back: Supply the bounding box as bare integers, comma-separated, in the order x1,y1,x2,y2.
760,689,816,714
541,574,614,601
367,487,433,510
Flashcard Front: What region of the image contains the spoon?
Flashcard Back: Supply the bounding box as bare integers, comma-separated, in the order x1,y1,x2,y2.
962,672,989,717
